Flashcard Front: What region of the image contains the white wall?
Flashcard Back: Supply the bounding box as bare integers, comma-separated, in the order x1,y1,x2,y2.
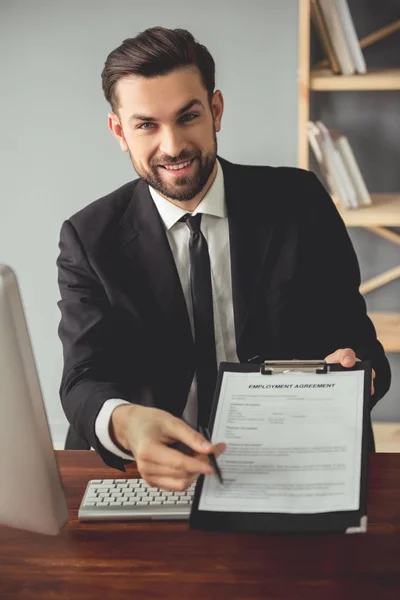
0,0,299,446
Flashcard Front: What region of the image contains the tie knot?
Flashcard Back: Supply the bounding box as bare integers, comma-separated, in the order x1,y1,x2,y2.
181,213,202,234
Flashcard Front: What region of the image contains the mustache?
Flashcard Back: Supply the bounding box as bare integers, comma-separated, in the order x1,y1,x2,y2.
155,155,197,166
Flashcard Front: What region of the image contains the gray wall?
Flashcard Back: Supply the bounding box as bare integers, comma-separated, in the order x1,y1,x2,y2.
310,0,400,421
0,0,299,446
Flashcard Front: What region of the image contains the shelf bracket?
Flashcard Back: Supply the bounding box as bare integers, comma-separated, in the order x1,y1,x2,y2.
360,227,400,295
366,226,400,247
360,265,400,295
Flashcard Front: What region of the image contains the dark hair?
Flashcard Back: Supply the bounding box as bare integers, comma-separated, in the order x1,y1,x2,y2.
101,27,216,113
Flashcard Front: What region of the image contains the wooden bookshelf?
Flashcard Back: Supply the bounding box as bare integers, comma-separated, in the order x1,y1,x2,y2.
298,0,400,354
311,67,400,91
369,312,400,353
336,194,400,226
373,422,400,452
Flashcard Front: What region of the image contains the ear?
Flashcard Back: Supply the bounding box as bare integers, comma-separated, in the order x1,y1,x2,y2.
211,90,224,133
108,112,129,152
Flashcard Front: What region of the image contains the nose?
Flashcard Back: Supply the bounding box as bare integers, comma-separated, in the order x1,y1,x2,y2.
159,126,187,159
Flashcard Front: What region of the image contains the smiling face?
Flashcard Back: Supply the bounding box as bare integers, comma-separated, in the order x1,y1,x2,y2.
108,66,224,207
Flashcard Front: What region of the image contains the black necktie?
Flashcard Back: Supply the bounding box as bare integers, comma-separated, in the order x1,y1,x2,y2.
181,213,218,427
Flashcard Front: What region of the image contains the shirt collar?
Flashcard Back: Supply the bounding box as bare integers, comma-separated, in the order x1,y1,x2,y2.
148,159,226,231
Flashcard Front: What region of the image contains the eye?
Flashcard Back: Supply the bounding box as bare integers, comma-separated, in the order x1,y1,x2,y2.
180,113,198,123
138,122,155,130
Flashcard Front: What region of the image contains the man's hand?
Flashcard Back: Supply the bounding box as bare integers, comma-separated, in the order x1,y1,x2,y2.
324,348,375,395
110,404,226,491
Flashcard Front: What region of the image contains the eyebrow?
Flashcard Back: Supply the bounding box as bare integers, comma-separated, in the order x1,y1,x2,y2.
128,99,204,124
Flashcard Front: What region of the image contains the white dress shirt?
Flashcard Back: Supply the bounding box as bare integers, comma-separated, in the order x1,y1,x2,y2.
95,160,239,459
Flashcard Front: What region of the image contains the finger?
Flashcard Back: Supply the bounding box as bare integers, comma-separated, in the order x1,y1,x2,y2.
324,349,341,363
137,442,213,476
143,475,197,492
192,442,227,464
163,417,214,455
338,348,356,367
195,442,226,455
324,348,356,367
142,443,227,481
143,444,228,490
372,369,376,380
141,453,219,478
140,461,192,478
144,444,227,481
210,442,227,459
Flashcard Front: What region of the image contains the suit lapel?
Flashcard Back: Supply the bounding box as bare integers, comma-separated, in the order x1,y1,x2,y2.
118,178,194,357
218,157,275,357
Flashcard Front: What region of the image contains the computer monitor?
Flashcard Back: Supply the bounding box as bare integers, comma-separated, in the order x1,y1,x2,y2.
0,265,68,535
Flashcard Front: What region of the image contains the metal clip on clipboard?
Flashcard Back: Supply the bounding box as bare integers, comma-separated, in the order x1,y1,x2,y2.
261,360,328,375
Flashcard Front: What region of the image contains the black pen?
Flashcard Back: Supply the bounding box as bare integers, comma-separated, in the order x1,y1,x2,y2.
199,426,224,485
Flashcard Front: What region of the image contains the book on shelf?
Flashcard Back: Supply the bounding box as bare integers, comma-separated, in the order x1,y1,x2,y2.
309,120,357,209
307,121,342,206
310,0,340,74
314,0,366,75
307,120,372,209
330,129,372,206
335,0,366,74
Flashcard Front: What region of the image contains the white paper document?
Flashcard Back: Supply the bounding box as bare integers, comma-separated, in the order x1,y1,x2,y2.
199,369,365,514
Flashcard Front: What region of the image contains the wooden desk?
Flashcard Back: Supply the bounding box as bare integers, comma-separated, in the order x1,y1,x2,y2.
1,452,400,600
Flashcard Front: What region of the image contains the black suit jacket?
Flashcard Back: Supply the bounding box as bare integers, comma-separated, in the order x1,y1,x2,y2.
57,156,391,470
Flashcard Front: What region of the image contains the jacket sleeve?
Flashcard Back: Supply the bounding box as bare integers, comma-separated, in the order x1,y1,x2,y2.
57,219,133,471
292,171,391,409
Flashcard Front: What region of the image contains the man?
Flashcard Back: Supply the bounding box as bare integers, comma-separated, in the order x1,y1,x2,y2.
57,26,391,492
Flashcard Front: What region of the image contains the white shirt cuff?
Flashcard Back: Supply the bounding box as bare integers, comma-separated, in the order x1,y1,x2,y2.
95,399,134,461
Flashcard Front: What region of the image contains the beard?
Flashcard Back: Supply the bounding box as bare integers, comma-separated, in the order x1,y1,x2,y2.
128,129,218,202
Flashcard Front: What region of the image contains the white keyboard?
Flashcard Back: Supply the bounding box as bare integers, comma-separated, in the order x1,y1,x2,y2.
78,478,195,521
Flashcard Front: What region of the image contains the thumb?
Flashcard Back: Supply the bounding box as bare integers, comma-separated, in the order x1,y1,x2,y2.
164,416,213,455
213,442,227,458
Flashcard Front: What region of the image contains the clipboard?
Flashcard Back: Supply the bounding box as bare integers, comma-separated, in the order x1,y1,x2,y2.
189,360,371,534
